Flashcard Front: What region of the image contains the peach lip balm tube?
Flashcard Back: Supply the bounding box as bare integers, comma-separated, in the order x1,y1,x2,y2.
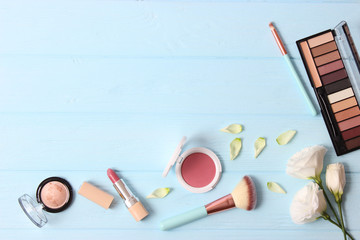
107,168,149,221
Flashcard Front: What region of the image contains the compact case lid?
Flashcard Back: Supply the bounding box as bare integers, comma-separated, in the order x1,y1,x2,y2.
18,194,48,228
334,21,360,99
162,136,187,177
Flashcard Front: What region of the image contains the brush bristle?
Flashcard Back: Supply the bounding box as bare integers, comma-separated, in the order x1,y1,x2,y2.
230,176,257,211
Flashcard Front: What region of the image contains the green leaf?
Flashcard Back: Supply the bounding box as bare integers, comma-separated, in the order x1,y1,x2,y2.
276,130,297,145
220,124,243,134
230,138,242,160
146,188,170,199
267,182,286,194
254,137,266,158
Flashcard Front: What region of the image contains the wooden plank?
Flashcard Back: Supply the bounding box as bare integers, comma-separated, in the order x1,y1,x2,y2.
0,57,315,114
1,229,359,240
0,113,353,172
1,171,359,233
0,1,358,57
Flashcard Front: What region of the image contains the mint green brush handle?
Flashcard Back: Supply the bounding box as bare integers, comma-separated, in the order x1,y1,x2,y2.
284,54,317,116
160,206,208,230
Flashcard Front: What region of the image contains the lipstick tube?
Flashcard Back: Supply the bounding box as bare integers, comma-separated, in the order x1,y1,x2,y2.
107,168,149,221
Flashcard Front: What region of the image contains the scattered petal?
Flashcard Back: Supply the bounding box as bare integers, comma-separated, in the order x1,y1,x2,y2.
267,182,286,194
146,188,170,199
230,138,242,160
276,130,297,145
221,124,243,134
254,137,266,158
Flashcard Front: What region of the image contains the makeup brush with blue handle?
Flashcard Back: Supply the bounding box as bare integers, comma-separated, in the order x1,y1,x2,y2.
160,175,257,230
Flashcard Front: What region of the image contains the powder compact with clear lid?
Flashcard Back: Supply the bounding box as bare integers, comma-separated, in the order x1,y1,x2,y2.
18,177,73,227
162,137,222,193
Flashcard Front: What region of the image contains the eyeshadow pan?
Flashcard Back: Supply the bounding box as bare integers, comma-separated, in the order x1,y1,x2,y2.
299,41,322,88
318,59,344,76
327,87,354,104
331,97,358,113
314,51,341,66
342,125,360,140
335,106,360,122
311,41,337,57
321,69,348,85
324,78,351,94
338,115,360,131
307,32,334,48
345,136,360,150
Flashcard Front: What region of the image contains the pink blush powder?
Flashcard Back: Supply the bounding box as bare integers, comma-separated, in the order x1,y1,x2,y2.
40,181,70,209
181,153,216,188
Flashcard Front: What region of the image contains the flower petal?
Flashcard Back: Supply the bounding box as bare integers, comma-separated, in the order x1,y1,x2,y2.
146,188,170,199
230,138,242,160
286,146,327,179
290,182,326,224
254,137,266,158
220,124,243,134
326,163,346,201
267,182,286,194
276,130,297,145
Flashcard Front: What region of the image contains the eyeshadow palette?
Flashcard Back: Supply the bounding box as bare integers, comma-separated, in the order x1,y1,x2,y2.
297,21,360,155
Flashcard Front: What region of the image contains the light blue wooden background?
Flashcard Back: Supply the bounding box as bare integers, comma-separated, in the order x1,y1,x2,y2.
1,0,360,239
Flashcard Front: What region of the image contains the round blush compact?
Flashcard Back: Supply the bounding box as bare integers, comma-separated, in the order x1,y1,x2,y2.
162,137,222,193
18,177,73,227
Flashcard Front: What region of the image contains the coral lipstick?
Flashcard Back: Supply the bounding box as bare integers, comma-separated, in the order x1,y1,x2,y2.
107,168,149,221
107,169,120,183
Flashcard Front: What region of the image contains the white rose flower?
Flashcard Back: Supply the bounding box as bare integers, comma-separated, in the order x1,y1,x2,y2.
286,145,327,180
290,182,327,224
326,163,346,202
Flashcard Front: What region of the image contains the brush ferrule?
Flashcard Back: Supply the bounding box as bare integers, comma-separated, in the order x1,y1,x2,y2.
205,194,235,215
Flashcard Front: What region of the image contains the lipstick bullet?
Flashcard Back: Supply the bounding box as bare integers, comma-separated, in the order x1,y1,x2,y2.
107,168,149,221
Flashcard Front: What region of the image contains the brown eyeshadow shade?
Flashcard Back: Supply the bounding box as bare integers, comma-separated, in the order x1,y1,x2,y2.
345,136,360,150
342,125,360,140
324,78,351,94
338,115,360,131
318,59,344,76
314,51,341,66
307,32,334,48
299,41,322,88
311,41,337,57
335,106,360,122
331,97,357,113
321,68,348,85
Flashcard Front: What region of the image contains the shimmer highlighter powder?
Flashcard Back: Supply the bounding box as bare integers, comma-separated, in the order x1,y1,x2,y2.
36,177,73,212
40,181,70,209
18,177,73,227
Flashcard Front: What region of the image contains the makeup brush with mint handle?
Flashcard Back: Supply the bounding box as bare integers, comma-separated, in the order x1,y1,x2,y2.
160,175,257,230
269,22,317,116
